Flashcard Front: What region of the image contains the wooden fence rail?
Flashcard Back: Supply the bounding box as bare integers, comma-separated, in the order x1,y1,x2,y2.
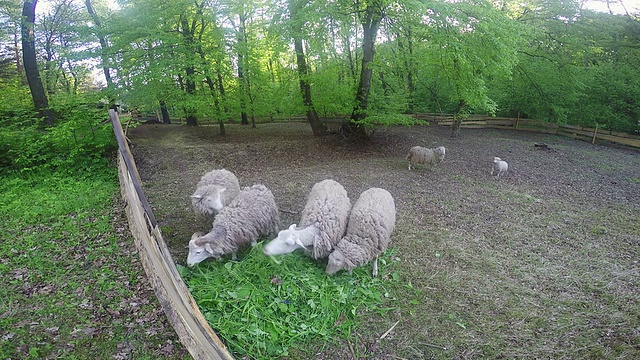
411,113,640,149
109,109,235,360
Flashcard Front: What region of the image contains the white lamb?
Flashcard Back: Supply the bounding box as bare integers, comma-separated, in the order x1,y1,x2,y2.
406,146,446,170
491,157,508,178
187,184,279,266
190,169,241,217
263,179,351,259
326,188,396,277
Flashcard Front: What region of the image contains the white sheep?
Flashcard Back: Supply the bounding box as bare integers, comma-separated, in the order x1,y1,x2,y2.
326,188,396,277
263,179,351,259
491,157,509,178
190,169,241,217
187,184,279,266
406,146,446,170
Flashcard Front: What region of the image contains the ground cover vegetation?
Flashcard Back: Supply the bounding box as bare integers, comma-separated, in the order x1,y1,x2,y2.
1,0,639,358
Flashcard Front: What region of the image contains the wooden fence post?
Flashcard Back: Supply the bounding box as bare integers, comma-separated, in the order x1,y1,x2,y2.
592,123,599,144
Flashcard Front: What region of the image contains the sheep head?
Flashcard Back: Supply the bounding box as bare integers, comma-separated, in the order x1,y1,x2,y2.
493,157,502,163
434,146,446,162
326,249,346,275
191,185,227,215
263,224,307,256
186,228,227,266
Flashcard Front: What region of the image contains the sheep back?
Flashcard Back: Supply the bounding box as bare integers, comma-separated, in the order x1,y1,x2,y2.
298,179,352,259
331,188,396,272
191,169,241,215
406,146,445,169
212,184,280,253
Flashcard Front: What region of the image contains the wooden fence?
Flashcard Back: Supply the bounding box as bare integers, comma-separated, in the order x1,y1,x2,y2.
412,113,640,149
109,109,235,360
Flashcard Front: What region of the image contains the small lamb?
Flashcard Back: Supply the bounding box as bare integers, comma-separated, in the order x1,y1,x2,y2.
326,188,396,277
264,179,351,259
190,169,241,217
187,184,279,266
406,146,446,170
491,157,508,178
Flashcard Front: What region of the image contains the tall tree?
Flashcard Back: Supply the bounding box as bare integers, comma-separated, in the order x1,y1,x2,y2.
342,0,387,139
21,0,53,125
85,0,115,107
289,0,326,136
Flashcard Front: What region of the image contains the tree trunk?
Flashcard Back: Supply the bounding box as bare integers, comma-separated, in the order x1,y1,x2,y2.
290,0,326,136
451,100,466,138
180,15,198,126
159,100,171,124
342,5,383,140
184,65,198,126
22,0,53,126
85,0,116,108
238,14,249,125
397,30,415,113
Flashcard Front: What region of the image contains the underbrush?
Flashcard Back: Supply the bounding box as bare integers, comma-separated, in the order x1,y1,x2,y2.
180,246,402,359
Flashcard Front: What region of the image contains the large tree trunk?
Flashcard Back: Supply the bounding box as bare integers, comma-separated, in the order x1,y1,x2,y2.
22,0,53,126
290,0,326,136
342,5,383,140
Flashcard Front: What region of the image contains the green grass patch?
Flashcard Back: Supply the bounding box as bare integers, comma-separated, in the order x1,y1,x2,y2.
180,245,399,359
0,168,184,359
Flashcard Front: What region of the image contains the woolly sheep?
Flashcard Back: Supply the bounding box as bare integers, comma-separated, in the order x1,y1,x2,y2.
406,146,446,170
190,169,241,217
326,188,396,277
491,157,509,178
263,179,351,259
187,184,279,266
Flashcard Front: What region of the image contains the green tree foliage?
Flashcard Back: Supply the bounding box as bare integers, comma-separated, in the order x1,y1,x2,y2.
1,0,639,146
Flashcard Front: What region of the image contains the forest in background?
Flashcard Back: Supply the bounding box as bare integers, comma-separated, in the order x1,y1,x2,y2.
0,0,639,169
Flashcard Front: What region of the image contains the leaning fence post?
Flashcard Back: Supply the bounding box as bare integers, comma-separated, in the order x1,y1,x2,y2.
592,123,599,144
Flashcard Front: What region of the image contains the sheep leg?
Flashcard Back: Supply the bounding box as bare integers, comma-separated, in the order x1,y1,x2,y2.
231,251,237,261
250,240,257,246
372,256,379,277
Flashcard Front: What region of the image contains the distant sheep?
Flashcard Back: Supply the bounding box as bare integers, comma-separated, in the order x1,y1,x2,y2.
187,184,279,266
264,179,351,259
326,188,396,277
406,146,446,170
190,169,241,217
491,157,508,178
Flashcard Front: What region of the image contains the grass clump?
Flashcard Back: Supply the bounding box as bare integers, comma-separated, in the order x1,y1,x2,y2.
180,245,398,359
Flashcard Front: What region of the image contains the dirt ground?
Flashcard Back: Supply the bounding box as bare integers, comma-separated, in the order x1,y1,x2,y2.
127,122,639,359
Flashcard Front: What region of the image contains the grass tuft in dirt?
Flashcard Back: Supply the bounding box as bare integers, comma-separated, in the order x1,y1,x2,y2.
180,244,400,359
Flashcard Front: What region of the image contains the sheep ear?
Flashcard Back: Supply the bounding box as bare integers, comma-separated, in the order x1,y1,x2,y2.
289,224,297,231
204,242,214,254
190,195,202,199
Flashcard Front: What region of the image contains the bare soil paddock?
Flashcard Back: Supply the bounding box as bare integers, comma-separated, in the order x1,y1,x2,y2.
128,122,639,359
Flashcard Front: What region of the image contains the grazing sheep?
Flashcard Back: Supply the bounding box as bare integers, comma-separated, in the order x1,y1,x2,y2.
406,146,446,170
326,188,396,277
491,157,509,178
190,169,241,217
264,179,351,259
187,184,279,266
